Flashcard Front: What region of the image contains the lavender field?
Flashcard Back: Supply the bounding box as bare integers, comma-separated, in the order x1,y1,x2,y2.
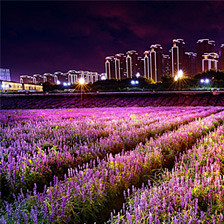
1,107,224,223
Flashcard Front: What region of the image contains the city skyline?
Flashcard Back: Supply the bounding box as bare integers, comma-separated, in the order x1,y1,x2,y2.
2,1,224,81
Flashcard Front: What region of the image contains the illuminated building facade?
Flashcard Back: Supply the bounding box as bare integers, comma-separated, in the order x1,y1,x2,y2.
162,54,171,76
0,80,43,92
137,57,144,77
126,50,138,78
220,44,224,70
171,39,185,77
143,51,150,79
20,75,34,84
68,70,79,84
105,56,115,79
185,52,197,77
115,53,126,80
202,53,219,72
150,44,163,82
196,39,215,73
33,74,44,84
42,73,56,83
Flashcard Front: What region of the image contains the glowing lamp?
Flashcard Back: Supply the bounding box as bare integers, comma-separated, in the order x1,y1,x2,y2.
200,79,204,83
136,72,141,78
205,78,210,84
174,75,178,81
177,70,183,79
79,77,85,85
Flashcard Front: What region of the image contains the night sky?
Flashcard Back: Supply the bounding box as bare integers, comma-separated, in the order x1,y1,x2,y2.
2,1,224,81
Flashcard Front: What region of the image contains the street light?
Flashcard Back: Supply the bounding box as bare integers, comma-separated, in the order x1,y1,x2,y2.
174,70,184,92
177,70,183,79
79,77,85,107
79,77,85,85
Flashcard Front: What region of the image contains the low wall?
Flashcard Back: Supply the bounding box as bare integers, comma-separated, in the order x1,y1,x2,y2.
1,92,224,109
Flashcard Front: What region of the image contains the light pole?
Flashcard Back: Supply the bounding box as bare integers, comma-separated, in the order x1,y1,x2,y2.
79,77,85,107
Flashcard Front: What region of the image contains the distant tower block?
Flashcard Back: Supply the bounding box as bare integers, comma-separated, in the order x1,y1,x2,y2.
196,39,215,73
105,56,115,79
202,53,219,72
126,50,138,78
220,44,224,70
115,53,126,80
144,51,150,79
0,68,11,81
150,44,163,82
171,39,185,77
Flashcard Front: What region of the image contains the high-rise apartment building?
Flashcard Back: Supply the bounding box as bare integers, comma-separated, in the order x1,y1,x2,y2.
171,39,185,77
54,72,68,84
219,44,224,70
43,73,56,84
126,50,138,78
33,74,44,84
196,39,215,73
162,54,171,76
105,56,115,79
202,53,219,72
150,44,163,82
143,51,150,79
20,75,34,84
185,52,197,77
115,53,126,80
137,57,144,77
68,70,79,84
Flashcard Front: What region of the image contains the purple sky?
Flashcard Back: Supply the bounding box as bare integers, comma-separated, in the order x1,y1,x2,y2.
2,1,224,81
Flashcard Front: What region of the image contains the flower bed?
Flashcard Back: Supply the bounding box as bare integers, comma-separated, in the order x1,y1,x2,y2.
1,107,217,200
1,107,224,223
109,122,224,223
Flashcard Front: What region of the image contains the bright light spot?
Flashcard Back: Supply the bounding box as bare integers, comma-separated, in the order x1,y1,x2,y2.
174,75,178,81
136,72,141,78
200,79,204,83
101,76,106,80
68,83,71,86
57,80,61,85
79,77,85,85
205,78,210,84
131,80,139,85
131,80,135,85
63,82,67,86
177,70,183,79
2,84,9,88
